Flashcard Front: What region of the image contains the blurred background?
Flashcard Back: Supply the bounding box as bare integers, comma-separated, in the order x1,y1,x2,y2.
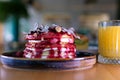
0,0,119,52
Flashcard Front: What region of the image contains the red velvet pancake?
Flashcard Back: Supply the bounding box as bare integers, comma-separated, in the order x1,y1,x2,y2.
23,25,80,59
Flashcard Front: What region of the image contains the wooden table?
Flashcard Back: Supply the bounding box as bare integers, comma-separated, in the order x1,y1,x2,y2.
1,63,120,80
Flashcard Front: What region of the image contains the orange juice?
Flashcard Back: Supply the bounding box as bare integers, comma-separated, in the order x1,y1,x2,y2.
98,26,120,58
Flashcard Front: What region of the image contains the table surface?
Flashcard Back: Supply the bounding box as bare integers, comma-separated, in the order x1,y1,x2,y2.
1,63,120,80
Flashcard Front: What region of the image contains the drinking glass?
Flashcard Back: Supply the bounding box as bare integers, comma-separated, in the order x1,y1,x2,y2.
98,20,120,64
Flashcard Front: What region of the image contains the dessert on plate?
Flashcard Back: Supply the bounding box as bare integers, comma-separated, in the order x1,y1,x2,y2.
23,24,80,59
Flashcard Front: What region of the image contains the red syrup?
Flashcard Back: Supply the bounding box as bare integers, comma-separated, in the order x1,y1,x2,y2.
16,51,24,57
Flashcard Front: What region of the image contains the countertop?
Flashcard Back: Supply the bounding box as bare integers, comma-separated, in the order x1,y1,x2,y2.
1,63,120,80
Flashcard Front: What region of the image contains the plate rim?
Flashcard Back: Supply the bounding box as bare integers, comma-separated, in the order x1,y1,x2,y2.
0,51,97,70
0,52,96,61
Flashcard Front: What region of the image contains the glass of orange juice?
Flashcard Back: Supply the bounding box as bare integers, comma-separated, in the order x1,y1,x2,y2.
98,20,120,64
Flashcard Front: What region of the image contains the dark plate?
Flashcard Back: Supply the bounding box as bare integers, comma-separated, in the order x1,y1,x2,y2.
0,51,97,70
